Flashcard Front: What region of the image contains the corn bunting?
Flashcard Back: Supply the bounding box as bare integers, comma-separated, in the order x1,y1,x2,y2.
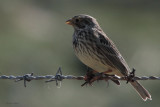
66,14,151,101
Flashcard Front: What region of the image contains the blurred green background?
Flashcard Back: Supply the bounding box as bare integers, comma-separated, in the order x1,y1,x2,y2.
0,0,160,107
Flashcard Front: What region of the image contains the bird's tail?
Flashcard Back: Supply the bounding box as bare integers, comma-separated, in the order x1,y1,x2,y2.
130,80,152,101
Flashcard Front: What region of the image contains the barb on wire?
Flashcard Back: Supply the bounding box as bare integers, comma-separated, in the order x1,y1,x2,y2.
45,67,63,87
15,72,34,87
0,67,160,87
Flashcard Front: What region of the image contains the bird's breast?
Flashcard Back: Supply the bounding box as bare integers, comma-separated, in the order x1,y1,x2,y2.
73,41,123,76
72,32,124,76
73,40,111,72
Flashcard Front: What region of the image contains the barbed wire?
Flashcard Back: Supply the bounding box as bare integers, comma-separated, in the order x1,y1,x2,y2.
0,67,160,87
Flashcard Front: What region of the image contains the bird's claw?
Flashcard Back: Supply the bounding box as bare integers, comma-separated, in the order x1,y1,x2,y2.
81,70,96,86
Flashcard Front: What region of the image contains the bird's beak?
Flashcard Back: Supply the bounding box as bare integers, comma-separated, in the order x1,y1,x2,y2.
66,19,73,25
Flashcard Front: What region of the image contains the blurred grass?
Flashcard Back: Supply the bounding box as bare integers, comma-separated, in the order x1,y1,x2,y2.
0,0,160,107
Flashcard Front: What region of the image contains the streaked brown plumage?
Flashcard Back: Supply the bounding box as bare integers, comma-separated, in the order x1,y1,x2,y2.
66,14,151,101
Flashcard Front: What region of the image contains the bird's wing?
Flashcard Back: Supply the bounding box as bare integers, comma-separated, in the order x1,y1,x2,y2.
94,31,130,76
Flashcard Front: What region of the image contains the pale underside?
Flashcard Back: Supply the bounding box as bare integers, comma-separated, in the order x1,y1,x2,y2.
75,49,124,77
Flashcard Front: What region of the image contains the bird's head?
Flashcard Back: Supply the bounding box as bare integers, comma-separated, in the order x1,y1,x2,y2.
66,14,100,30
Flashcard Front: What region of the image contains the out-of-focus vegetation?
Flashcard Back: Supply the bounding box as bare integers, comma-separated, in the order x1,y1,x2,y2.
0,0,160,107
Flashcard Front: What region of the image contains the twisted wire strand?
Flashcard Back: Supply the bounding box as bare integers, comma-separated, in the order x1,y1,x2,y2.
1,74,160,80
0,67,159,87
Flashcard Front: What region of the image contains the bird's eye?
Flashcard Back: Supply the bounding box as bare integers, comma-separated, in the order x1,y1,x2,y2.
75,19,79,23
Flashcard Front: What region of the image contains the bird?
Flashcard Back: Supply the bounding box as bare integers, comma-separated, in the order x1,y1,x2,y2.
66,14,151,101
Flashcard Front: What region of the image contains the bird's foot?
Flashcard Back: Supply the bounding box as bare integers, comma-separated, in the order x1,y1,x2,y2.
81,70,121,86
126,68,136,83
81,71,103,86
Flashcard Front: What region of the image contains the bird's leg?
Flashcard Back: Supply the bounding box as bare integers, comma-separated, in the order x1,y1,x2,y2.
81,70,96,86
89,72,103,83
81,70,113,86
89,70,113,83
126,68,136,83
